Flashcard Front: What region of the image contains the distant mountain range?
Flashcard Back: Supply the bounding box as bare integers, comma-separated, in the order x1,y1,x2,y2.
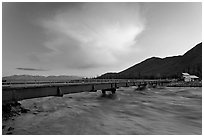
98,42,202,79
3,75,83,82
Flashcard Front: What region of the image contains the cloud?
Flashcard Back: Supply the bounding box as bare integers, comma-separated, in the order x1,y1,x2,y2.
16,68,48,71
39,3,145,70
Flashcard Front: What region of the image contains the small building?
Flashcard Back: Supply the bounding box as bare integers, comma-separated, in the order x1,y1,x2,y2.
182,73,199,82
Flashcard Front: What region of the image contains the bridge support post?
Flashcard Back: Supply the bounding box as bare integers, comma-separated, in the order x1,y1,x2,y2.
112,88,116,94
90,85,97,92
57,87,63,97
115,83,117,88
102,89,106,97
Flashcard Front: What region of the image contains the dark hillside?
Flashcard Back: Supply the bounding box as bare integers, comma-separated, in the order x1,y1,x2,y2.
99,42,202,79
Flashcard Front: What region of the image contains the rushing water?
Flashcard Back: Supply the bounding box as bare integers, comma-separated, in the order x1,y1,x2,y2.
2,86,202,135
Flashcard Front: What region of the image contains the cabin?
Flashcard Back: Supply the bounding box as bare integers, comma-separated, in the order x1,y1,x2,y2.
182,73,199,82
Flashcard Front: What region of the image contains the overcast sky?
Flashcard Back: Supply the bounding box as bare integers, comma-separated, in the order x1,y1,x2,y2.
2,2,202,77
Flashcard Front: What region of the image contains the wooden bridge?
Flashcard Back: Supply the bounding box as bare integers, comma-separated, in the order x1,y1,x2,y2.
2,79,173,104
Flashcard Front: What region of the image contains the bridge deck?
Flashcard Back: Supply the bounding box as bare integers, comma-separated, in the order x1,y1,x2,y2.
2,79,173,103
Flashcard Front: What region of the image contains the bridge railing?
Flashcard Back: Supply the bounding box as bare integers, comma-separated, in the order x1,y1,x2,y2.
2,79,175,85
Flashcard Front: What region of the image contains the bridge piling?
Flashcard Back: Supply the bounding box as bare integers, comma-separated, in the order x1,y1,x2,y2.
101,89,106,97
90,85,97,92
111,88,116,94
115,83,117,88
56,87,63,97
111,83,113,88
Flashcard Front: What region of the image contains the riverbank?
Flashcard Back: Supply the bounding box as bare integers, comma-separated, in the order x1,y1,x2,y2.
167,81,202,87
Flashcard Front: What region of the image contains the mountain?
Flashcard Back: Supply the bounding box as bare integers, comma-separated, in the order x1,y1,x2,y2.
3,75,83,82
98,42,202,79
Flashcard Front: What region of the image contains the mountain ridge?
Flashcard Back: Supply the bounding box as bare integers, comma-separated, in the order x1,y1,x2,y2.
98,42,202,79
3,74,83,82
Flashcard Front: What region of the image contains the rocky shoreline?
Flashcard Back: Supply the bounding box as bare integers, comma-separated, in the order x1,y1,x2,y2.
2,102,30,134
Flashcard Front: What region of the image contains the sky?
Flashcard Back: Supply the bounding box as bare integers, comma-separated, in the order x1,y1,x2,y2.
2,2,202,77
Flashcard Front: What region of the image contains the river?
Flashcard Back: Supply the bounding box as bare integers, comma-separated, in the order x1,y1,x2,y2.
2,86,202,135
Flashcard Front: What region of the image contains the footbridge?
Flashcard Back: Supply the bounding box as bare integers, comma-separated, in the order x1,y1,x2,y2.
2,79,173,104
